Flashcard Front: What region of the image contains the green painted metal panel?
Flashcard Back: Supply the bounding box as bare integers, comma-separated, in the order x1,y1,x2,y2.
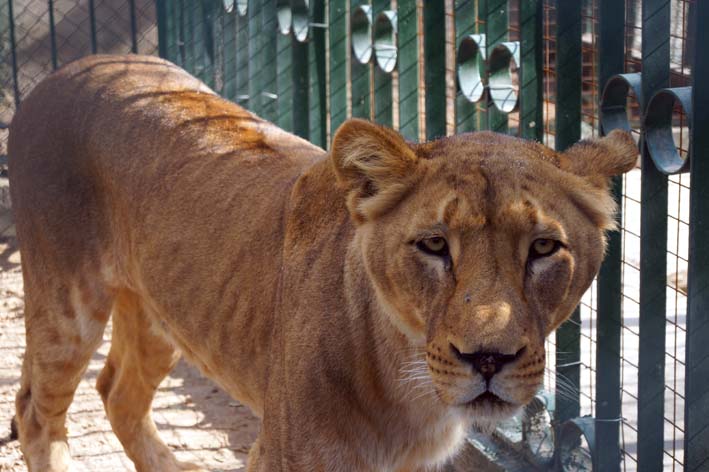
518,0,542,141
276,30,293,131
248,0,263,115
637,1,670,470
350,1,371,120
397,0,417,141
373,0,392,128
684,2,709,469
454,0,476,134
329,0,348,140
309,1,326,148
553,0,582,425
423,1,444,140
261,0,278,123
594,1,626,470
484,0,507,133
236,7,250,109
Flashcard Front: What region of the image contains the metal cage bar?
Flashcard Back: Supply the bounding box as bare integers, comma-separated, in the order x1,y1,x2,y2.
372,0,392,127
329,0,348,138
484,0,507,133
397,0,418,141
553,0,582,425
453,0,476,134
637,0,670,470
423,0,445,140
518,0,542,141
684,2,709,469
594,0,626,469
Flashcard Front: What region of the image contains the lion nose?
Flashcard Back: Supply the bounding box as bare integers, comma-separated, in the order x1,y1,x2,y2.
450,344,525,381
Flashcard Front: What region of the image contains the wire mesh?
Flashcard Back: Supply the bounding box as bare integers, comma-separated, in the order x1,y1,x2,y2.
0,0,158,159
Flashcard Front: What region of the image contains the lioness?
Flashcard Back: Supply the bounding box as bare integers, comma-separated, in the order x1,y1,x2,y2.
8,55,636,472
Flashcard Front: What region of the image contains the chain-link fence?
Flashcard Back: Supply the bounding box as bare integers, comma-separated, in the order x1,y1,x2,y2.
0,0,159,161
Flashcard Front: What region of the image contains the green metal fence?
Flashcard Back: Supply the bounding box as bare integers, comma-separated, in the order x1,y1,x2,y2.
155,1,706,469
0,0,706,470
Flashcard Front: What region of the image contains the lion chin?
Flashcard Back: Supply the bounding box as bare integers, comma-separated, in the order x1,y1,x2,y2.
8,54,638,472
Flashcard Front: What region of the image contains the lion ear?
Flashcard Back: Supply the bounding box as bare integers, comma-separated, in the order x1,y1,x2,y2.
331,119,420,223
560,129,638,188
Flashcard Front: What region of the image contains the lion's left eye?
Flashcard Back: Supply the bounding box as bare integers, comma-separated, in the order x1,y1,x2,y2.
417,237,449,257
529,238,561,258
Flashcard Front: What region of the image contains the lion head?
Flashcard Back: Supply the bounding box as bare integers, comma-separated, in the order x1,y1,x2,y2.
331,119,636,424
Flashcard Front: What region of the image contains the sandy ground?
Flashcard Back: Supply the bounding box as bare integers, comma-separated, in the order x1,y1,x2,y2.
0,235,260,472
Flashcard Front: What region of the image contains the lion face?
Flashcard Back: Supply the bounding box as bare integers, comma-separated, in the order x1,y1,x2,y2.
331,120,637,422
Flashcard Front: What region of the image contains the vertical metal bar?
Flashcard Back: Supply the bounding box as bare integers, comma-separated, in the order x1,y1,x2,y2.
373,0,392,127
7,0,20,108
211,3,224,95
156,0,169,59
553,0,582,425
201,1,216,89
129,0,138,53
236,8,249,109
248,0,263,115
518,0,542,141
350,1,370,119
276,29,293,131
261,0,277,122
423,0,445,140
484,0,507,133
178,0,186,65
397,0,417,140
329,0,348,138
88,0,98,54
454,0,476,134
47,0,58,70
309,1,327,148
184,1,196,75
292,36,309,139
223,7,237,101
637,0,670,470
594,0,626,469
684,2,709,469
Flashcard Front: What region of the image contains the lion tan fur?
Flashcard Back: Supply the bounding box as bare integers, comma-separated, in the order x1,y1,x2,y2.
8,55,637,472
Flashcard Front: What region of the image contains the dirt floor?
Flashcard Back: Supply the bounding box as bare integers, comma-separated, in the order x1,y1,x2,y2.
0,236,260,472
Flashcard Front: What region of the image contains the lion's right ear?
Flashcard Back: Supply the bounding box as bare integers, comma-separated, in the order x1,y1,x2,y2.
331,119,420,223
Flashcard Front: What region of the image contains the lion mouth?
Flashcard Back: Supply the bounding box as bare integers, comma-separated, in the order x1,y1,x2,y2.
467,391,510,408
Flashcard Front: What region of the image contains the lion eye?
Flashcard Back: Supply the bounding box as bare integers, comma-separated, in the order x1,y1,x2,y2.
417,237,449,257
530,238,560,258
